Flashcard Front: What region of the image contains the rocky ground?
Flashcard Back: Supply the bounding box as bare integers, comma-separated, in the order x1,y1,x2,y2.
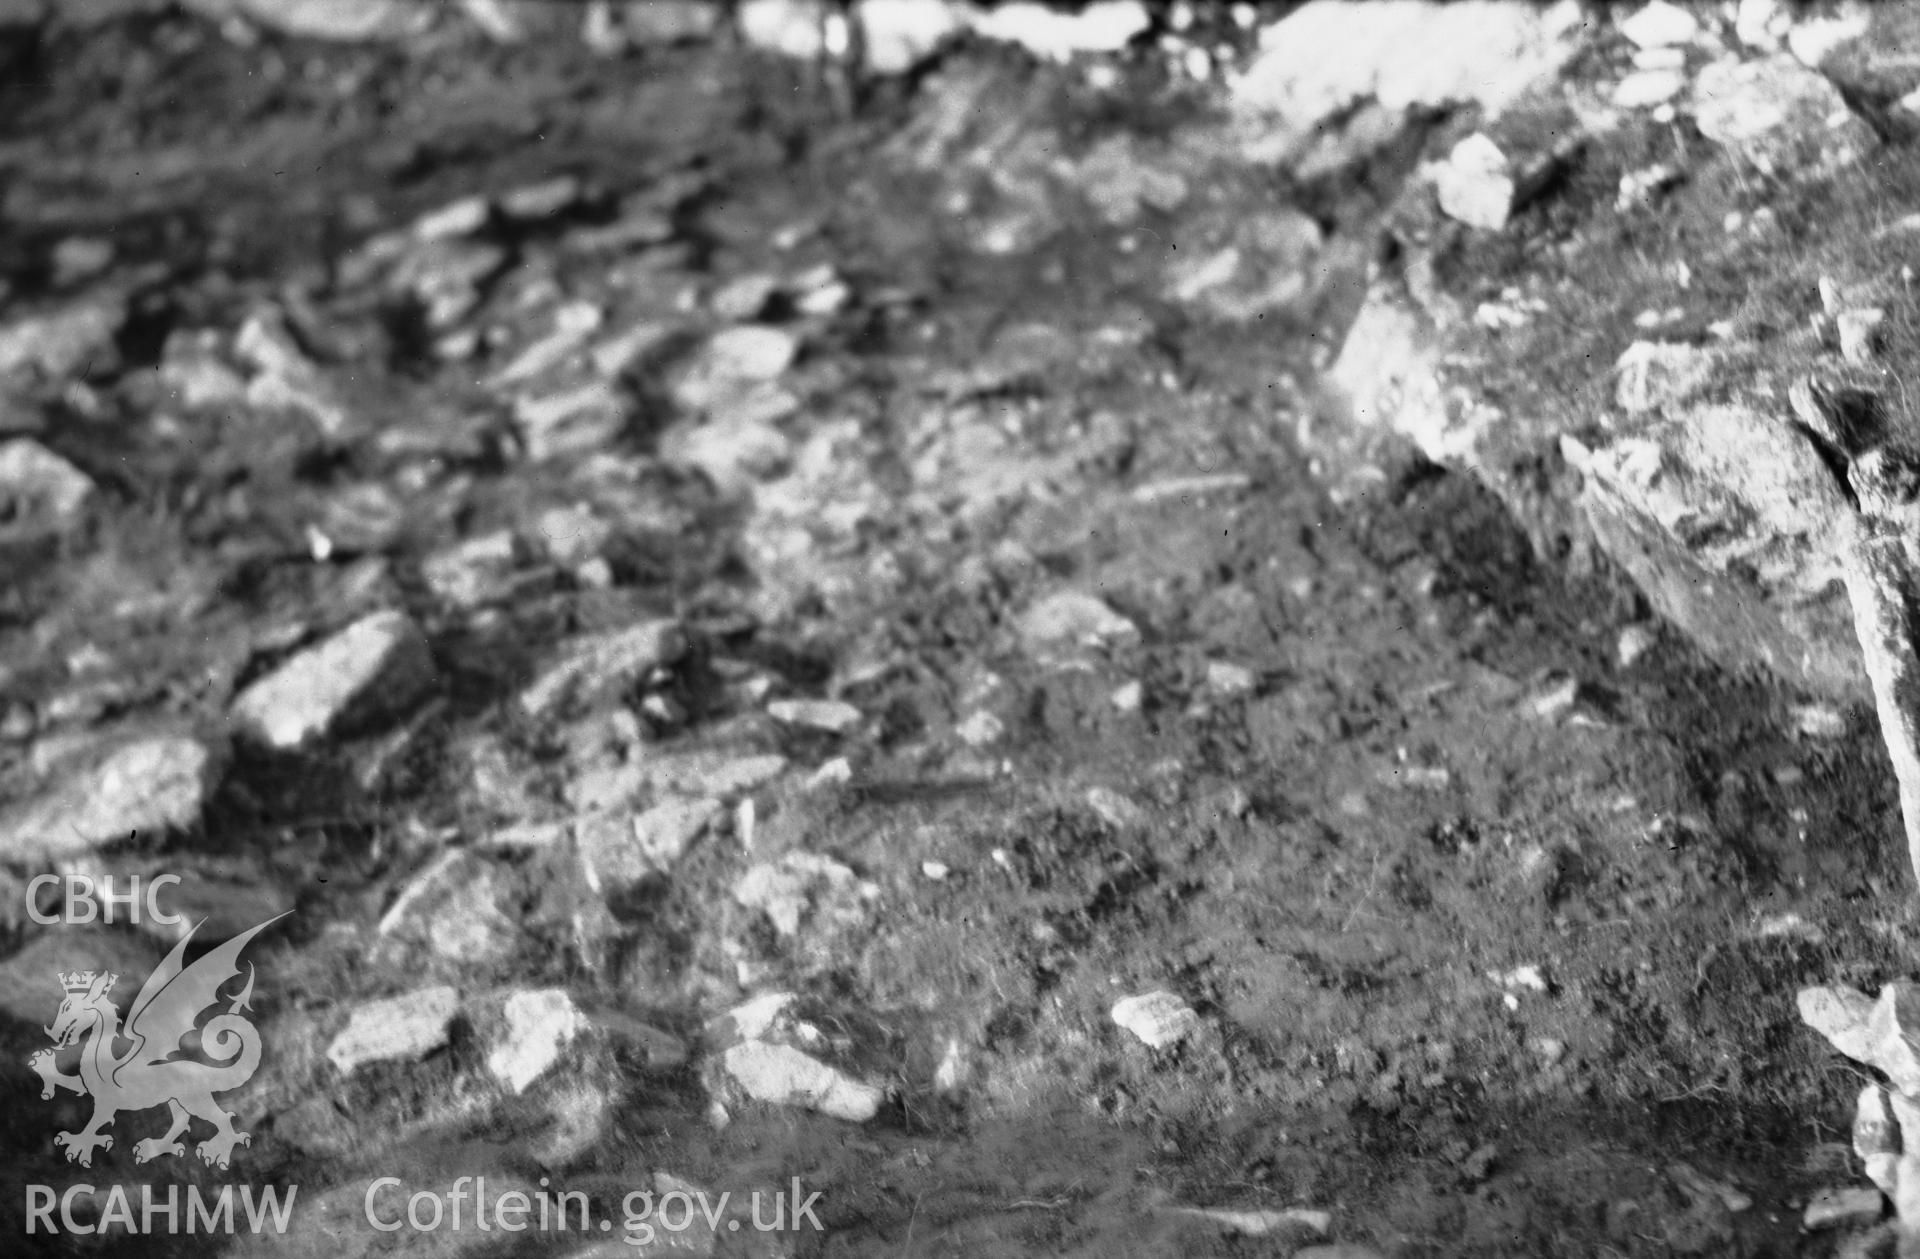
6,1,1920,1256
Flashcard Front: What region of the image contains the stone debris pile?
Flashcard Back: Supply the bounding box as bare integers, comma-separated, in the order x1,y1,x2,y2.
0,0,1915,1252
1799,983,1920,1250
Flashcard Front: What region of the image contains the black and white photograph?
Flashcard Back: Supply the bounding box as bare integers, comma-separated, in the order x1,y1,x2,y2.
0,1,1912,1254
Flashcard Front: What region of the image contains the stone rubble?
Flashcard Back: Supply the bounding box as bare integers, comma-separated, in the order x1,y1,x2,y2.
708,992,887,1122
2,1,1918,1250
1798,983,1920,1240
485,987,588,1094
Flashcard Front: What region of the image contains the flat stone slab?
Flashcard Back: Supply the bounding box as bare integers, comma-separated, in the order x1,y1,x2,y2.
326,986,461,1075
231,610,437,749
0,730,222,862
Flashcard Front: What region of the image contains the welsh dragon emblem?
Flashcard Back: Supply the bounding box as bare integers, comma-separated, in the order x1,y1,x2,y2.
28,912,289,1170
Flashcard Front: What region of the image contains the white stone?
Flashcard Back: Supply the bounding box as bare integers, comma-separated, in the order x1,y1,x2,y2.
159,332,248,410
857,0,967,73
1618,624,1659,668
738,0,832,59
634,795,719,868
1892,1093,1920,1223
489,301,604,386
715,992,798,1044
1614,68,1686,108
1735,0,1788,50
1112,990,1201,1049
970,0,1147,62
1787,8,1869,69
956,710,1004,746
1691,55,1862,166
1838,308,1885,366
710,274,779,322
733,851,871,937
235,307,354,438
376,850,523,964
1086,786,1145,829
534,1079,612,1165
644,751,790,797
1856,1085,1900,1196
421,530,518,607
500,175,582,220
1867,983,1920,1096
767,698,862,733
590,319,675,380
934,1037,965,1093
1803,1186,1885,1230
534,504,613,566
1529,677,1579,720
50,237,113,286
1206,661,1257,696
668,417,794,494
326,986,460,1075
513,380,629,462
1130,473,1253,504
1792,703,1847,738
1169,1206,1331,1237
1801,983,1920,1098
1493,964,1549,993
0,439,94,521
1667,1162,1753,1213
520,620,685,718
1231,1,1581,131
231,611,435,750
412,195,490,241
230,0,432,40
1617,1,1697,50
576,796,718,892
1614,341,1716,414
1433,133,1516,231
0,732,219,863
1019,591,1138,648
0,295,125,378
487,988,587,1094
622,0,721,44
706,325,799,381
721,1040,884,1121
